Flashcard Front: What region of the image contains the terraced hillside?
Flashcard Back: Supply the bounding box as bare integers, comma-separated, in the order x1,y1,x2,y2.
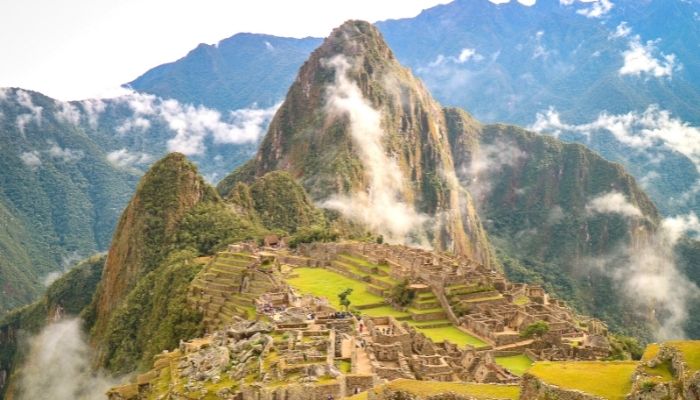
285,252,488,349
189,251,280,332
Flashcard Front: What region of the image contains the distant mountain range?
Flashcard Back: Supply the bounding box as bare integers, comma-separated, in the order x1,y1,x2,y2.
129,0,700,217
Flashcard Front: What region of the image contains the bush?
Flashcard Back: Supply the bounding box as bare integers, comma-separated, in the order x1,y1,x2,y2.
521,321,550,338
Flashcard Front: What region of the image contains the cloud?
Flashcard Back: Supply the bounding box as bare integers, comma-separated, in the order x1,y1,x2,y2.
488,0,536,5
14,90,43,133
17,318,118,400
78,98,106,128
264,41,274,51
532,31,549,60
54,102,81,125
458,139,525,203
586,214,700,339
619,36,677,78
20,151,42,170
47,143,83,163
0,88,9,101
533,106,700,175
321,55,430,245
116,116,151,134
106,148,152,169
575,0,613,18
114,91,278,156
586,191,643,218
609,21,631,39
427,48,484,68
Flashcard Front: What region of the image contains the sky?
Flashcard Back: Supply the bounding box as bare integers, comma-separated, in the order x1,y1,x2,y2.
0,0,452,101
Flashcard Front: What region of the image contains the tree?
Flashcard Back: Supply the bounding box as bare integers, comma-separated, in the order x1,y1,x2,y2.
521,320,550,338
338,288,353,311
390,280,415,307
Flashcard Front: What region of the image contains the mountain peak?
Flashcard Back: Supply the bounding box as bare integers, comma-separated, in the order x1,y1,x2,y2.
320,20,393,60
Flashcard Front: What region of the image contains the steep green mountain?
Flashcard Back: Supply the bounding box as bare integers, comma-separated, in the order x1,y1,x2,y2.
0,88,138,316
445,109,662,335
220,20,667,337
85,152,339,375
219,21,495,266
0,255,105,399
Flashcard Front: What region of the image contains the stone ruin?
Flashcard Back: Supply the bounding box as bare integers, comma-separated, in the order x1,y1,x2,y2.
109,240,617,399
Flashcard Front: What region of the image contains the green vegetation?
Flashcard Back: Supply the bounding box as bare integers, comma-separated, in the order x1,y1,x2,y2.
495,354,533,376
529,361,638,400
667,341,700,371
287,268,383,309
338,288,353,311
521,321,550,338
419,326,487,347
390,280,416,307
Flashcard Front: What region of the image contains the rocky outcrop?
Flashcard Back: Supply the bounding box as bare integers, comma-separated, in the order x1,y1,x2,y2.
520,374,605,400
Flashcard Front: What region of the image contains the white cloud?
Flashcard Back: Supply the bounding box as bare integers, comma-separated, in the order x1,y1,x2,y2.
532,30,549,60
576,0,613,18
459,139,525,203
0,87,10,101
47,143,84,163
20,151,42,170
116,116,151,134
533,106,700,175
427,48,483,68
264,41,274,51
321,55,430,245
14,89,43,133
113,91,278,156
609,21,631,39
106,148,152,169
54,102,81,125
79,98,106,128
18,319,119,400
586,213,700,339
586,191,643,218
619,36,677,78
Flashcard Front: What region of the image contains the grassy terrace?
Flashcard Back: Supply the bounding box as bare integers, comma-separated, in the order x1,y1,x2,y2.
495,354,533,376
667,341,700,371
346,379,520,400
529,361,637,400
287,268,383,309
286,267,487,347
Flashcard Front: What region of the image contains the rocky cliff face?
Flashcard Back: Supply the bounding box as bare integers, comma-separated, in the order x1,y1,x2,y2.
219,20,495,267
92,153,219,340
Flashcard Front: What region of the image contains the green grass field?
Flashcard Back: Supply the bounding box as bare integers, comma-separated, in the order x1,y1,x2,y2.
529,361,637,400
348,379,519,400
287,267,384,309
495,354,533,376
418,326,487,347
667,341,700,371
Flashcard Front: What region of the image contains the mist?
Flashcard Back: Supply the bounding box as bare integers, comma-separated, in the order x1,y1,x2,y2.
18,319,116,400
585,193,700,339
321,55,430,245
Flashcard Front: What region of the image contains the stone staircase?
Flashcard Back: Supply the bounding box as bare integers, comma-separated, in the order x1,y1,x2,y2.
189,252,277,332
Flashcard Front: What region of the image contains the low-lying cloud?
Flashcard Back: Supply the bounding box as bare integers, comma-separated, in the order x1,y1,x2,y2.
586,191,643,218
619,36,677,78
321,55,429,245
106,148,152,170
585,193,700,339
18,318,117,400
113,91,279,156
20,151,42,170
458,139,525,204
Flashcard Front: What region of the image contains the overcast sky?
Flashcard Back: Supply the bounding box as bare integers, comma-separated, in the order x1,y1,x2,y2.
0,0,456,101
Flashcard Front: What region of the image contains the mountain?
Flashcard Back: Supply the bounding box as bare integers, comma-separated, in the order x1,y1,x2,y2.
127,33,322,111
126,0,700,218
0,88,138,317
218,20,670,336
218,20,495,267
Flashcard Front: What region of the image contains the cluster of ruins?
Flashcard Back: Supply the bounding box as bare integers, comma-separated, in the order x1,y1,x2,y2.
109,240,615,399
